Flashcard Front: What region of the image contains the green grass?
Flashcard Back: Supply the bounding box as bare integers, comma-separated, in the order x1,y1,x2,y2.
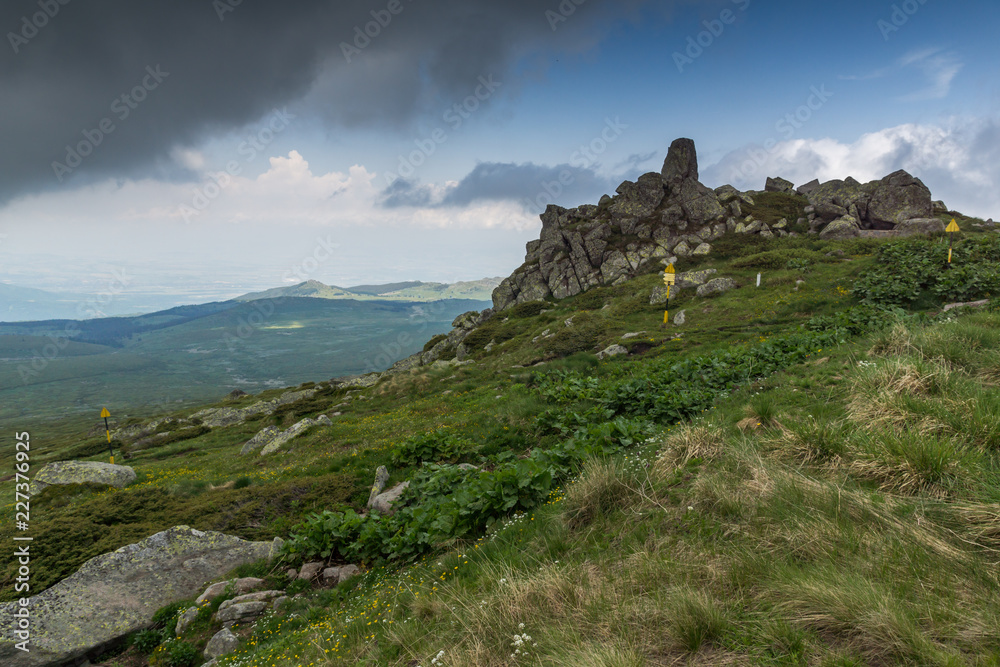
8,231,1000,665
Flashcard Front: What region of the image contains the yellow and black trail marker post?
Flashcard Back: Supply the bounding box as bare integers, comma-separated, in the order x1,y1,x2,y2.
946,218,960,266
101,407,114,464
663,264,676,324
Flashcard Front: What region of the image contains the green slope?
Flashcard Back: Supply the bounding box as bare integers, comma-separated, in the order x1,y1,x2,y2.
6,229,1000,666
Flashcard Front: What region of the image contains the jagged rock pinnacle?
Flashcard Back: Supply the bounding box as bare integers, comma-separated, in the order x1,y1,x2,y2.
661,137,698,184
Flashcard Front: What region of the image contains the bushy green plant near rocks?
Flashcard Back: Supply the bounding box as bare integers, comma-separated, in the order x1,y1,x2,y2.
852,236,1000,306
148,638,200,667
391,429,474,466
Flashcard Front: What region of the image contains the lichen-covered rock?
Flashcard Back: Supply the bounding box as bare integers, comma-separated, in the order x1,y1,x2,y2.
256,415,331,456
298,562,324,581
191,388,317,428
371,482,410,515
338,373,381,389
765,176,794,193
673,310,687,325
367,466,390,508
0,526,280,667
451,311,480,330
29,461,136,496
692,243,712,256
867,170,932,227
696,278,738,298
796,179,821,196
661,137,699,185
819,215,861,240
214,600,267,624
175,606,199,636
676,269,717,289
205,627,239,660
597,344,628,360
338,564,361,583
895,218,946,236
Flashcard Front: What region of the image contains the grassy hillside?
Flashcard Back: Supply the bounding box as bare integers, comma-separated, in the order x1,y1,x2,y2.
0,297,487,447
235,278,504,303
5,228,1000,666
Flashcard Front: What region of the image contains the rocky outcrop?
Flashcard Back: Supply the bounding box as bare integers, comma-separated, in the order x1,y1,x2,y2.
367,466,390,507
803,170,933,233
0,526,281,667
492,138,731,311
29,461,136,496
241,414,332,456
191,387,318,429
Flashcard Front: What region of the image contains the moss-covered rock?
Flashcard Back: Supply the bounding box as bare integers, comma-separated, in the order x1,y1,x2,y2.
29,461,136,496
0,526,280,667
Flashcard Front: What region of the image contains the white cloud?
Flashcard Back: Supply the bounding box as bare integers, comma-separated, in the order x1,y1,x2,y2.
702,117,1000,220
841,48,963,102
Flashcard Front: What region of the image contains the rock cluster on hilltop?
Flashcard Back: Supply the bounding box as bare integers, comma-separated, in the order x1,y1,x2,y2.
488,138,949,312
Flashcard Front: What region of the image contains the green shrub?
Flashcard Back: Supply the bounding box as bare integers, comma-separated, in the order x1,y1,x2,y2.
391,429,474,466
730,249,828,270
507,300,548,318
234,476,252,489
740,191,808,227
151,425,211,447
543,323,604,358
129,628,166,655
148,639,200,667
709,232,773,259
423,334,447,352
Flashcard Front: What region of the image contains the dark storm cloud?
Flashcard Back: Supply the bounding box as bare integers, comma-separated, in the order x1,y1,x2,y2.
0,0,644,204
380,177,434,208
437,161,619,210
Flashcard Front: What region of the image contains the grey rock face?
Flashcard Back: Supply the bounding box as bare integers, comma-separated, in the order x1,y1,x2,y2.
367,466,390,508
214,600,267,624
895,218,946,236
0,526,278,667
175,606,199,636
796,179,821,196
696,278,737,298
29,461,136,496
204,628,239,659
819,216,861,240
597,344,628,360
765,176,795,193
661,137,699,184
867,170,933,227
252,415,331,456
371,481,410,515
191,388,317,429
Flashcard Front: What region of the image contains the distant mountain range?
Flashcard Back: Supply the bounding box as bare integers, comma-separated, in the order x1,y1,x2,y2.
234,278,502,303
0,278,502,323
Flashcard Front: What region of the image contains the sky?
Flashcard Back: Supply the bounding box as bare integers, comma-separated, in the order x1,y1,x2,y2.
1,0,998,301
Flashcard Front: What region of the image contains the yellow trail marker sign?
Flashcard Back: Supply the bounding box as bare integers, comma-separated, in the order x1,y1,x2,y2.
101,407,114,464
663,264,675,323
946,219,960,264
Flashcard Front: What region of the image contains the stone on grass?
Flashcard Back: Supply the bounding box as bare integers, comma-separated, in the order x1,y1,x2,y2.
29,461,136,496
696,278,737,298
338,564,361,584
298,562,324,580
0,526,278,667
371,482,410,515
367,466,390,508
204,628,239,660
175,606,199,636
597,344,628,360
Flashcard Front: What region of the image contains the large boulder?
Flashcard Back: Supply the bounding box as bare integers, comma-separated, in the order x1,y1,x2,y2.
251,415,332,456
370,481,410,515
0,526,281,667
29,461,136,496
819,215,861,240
866,170,932,227
609,172,665,221
696,278,737,298
204,627,239,660
661,137,699,186
367,465,390,507
895,218,946,236
191,388,317,429
765,176,795,193
806,178,871,223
